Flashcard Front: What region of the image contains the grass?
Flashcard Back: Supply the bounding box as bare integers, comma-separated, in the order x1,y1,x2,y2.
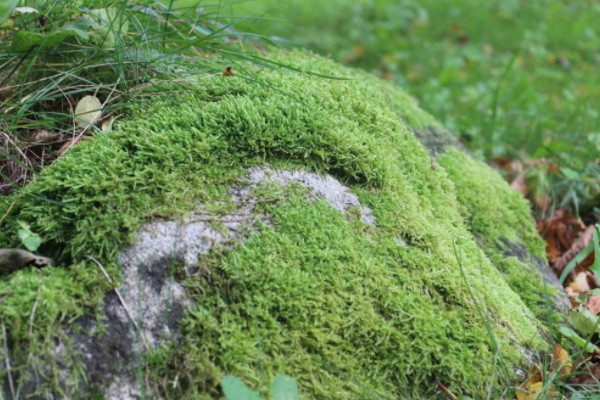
229,0,600,215
0,0,267,195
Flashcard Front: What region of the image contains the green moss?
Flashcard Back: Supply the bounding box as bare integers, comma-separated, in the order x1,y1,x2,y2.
0,50,546,399
438,149,552,318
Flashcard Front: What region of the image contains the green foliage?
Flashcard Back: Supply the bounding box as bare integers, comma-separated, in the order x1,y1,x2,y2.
0,0,17,25
16,220,41,251
222,375,263,400
221,374,299,400
0,0,262,193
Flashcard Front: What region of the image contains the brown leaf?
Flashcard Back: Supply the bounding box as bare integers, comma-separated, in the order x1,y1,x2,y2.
554,225,596,278
510,170,529,197
29,130,61,143
56,135,91,157
222,67,235,77
568,362,600,385
552,343,573,377
342,44,367,63
538,209,587,267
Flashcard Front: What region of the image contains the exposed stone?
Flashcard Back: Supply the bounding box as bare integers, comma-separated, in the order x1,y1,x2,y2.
499,237,571,313
246,167,375,225
412,126,466,156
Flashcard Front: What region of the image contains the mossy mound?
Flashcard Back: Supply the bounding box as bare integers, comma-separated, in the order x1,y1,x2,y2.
0,50,554,399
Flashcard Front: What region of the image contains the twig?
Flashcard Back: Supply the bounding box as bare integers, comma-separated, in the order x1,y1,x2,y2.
85,255,149,351
29,288,40,336
1,319,15,399
437,381,458,400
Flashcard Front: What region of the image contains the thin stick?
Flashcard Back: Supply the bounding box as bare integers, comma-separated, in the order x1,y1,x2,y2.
437,381,458,400
29,288,40,336
86,255,151,394
1,320,15,399
85,255,148,351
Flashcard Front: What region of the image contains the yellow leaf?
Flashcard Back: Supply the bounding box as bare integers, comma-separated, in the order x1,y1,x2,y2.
516,381,556,400
74,95,102,126
552,343,573,376
101,115,119,132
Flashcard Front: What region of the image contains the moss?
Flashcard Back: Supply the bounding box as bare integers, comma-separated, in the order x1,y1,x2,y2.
0,50,546,398
438,149,552,318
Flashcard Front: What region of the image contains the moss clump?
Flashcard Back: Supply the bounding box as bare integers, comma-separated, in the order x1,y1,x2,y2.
438,149,554,319
0,50,547,399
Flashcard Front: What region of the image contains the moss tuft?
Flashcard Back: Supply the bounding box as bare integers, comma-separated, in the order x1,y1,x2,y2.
0,50,548,398
438,149,553,318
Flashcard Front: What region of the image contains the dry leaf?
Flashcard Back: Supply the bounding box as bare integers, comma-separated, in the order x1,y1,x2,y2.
74,95,102,126
516,381,556,400
568,361,600,385
538,209,587,267
343,44,367,62
101,115,118,132
516,364,558,400
567,272,592,297
554,224,596,278
56,135,91,157
29,130,59,143
552,343,573,376
510,170,528,197
587,295,600,315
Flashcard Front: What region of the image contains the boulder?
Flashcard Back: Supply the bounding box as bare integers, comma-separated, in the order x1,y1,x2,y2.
0,50,566,399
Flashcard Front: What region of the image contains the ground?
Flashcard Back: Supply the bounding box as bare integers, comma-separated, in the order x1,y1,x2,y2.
0,50,556,399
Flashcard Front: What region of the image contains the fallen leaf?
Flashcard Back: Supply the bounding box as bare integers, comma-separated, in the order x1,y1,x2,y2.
0,248,54,273
28,129,60,143
567,272,592,297
568,361,600,385
510,170,528,197
74,95,102,126
552,343,573,376
555,224,596,272
588,295,600,315
13,6,38,15
101,115,118,132
516,381,556,400
56,135,91,156
569,306,600,336
342,44,367,62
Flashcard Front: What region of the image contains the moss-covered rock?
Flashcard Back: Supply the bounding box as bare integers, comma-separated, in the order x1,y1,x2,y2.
0,50,561,399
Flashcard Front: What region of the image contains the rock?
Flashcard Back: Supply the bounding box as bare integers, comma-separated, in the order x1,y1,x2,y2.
0,50,562,399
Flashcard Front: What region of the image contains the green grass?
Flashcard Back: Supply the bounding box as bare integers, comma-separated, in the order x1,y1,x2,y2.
229,0,600,213
0,0,267,194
